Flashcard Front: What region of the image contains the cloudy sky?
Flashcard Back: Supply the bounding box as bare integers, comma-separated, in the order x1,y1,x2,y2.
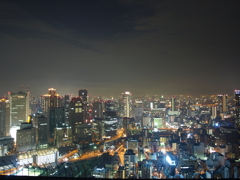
0,0,240,97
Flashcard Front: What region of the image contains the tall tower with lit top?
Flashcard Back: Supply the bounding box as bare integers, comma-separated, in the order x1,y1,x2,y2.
122,91,132,118
41,88,62,116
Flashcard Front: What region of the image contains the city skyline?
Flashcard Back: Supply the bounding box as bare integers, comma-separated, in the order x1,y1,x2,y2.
1,0,240,97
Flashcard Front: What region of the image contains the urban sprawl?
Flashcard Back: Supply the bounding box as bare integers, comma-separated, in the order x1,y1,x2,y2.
0,88,240,179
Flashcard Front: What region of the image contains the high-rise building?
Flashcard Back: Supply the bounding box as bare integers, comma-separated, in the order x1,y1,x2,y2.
211,106,217,119
122,91,132,118
8,91,30,127
235,90,240,127
41,88,62,116
16,122,36,152
92,101,104,119
104,100,117,118
218,94,228,113
62,94,70,124
32,113,48,149
68,97,83,142
54,126,72,147
124,149,136,178
171,96,176,111
159,95,166,108
78,89,88,102
0,98,10,137
48,107,65,143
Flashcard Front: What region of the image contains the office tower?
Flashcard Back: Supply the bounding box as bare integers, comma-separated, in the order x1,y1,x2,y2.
32,113,48,149
122,91,132,118
171,96,176,111
92,101,104,119
78,89,88,102
0,98,10,137
159,95,166,108
62,94,70,124
82,101,91,123
48,107,65,143
41,88,62,116
218,94,228,113
124,149,136,178
235,90,240,127
68,97,83,142
8,91,30,127
104,100,117,118
211,106,217,119
16,122,36,152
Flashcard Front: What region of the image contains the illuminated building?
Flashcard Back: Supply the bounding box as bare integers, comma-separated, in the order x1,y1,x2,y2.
171,96,176,111
54,126,72,147
124,149,136,178
17,148,59,166
105,100,117,112
218,94,228,114
0,98,10,137
124,138,139,154
8,91,30,127
16,122,36,152
62,94,70,124
92,166,111,178
78,89,88,102
68,97,83,142
92,101,104,119
159,95,166,108
165,151,177,177
41,88,62,116
32,113,48,149
211,106,217,119
235,89,240,127
116,166,126,179
0,136,14,156
103,100,117,119
121,91,132,118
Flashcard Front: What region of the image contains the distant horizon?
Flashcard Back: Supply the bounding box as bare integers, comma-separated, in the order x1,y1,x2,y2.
1,85,237,98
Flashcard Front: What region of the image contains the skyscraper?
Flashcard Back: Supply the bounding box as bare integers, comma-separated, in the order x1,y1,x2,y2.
171,96,176,111
41,88,62,116
218,94,228,113
78,89,88,102
68,97,83,142
0,98,10,137
32,113,48,149
122,91,132,118
8,91,30,127
48,107,65,143
159,95,166,108
92,101,104,119
62,94,70,124
235,90,240,127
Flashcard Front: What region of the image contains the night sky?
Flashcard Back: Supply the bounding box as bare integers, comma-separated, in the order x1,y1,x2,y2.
1,0,240,97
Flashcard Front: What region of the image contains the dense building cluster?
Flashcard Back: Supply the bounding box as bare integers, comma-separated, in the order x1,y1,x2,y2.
0,88,240,179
